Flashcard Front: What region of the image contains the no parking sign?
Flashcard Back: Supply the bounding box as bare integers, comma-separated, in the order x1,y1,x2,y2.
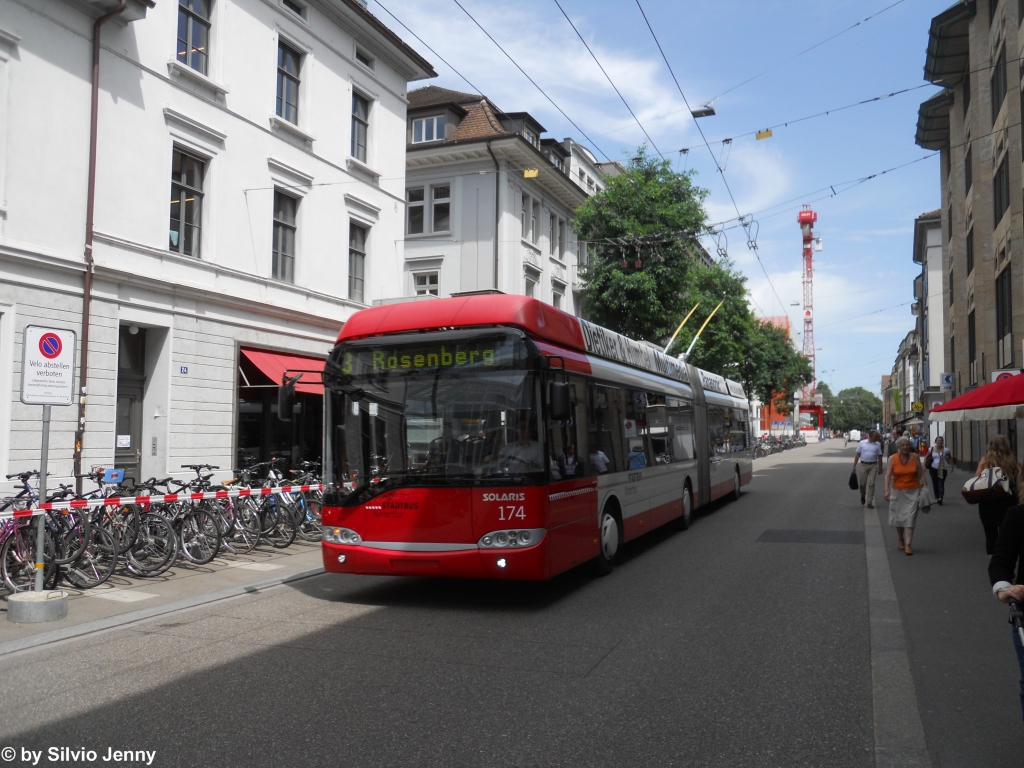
21,325,76,405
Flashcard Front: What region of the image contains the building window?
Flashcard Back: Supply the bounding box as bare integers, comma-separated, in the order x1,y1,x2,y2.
355,48,374,70
997,265,1014,367
994,155,1010,225
991,47,1007,124
272,191,296,282
524,127,539,148
351,93,369,162
349,222,367,303
282,0,306,18
549,214,556,255
432,185,450,232
414,272,438,296
169,149,204,257
531,201,540,245
578,169,585,183
412,115,444,144
407,188,424,235
276,42,301,125
967,226,975,274
558,219,566,257
964,73,971,115
947,205,952,241
964,146,972,195
552,290,562,310
991,0,1001,23
524,276,536,298
968,309,977,384
949,269,954,306
177,0,211,75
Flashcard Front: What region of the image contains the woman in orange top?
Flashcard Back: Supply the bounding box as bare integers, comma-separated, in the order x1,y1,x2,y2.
884,436,927,555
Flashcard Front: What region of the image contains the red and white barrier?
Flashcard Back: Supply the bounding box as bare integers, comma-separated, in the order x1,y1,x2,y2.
1,484,324,521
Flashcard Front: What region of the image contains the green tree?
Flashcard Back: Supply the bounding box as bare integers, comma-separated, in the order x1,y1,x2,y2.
671,259,753,377
736,320,814,416
827,387,883,432
574,147,709,342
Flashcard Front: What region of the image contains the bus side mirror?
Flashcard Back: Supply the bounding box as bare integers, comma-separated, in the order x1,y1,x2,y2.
549,381,571,421
278,373,301,422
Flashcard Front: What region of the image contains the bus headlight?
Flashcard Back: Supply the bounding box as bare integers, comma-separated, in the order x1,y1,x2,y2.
323,526,361,545
478,529,545,549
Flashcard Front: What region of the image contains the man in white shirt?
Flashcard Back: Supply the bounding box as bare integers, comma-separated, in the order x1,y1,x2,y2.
853,429,884,508
590,448,610,474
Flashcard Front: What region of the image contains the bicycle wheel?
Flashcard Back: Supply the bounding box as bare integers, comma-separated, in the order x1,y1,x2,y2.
1,523,56,594
63,527,117,590
126,512,177,577
298,491,322,542
261,500,296,549
178,509,221,564
226,500,261,555
50,510,90,565
96,504,140,553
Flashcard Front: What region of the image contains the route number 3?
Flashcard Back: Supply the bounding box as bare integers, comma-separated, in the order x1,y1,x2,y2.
499,506,525,521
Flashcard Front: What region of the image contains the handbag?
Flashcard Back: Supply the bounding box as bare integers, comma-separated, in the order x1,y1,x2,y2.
961,467,1012,504
848,471,859,490
918,484,937,512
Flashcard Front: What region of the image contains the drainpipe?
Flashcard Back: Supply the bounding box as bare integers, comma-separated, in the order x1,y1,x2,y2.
74,0,126,493
486,141,500,290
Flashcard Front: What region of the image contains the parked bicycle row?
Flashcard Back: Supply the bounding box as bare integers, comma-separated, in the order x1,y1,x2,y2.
753,434,807,459
0,458,322,595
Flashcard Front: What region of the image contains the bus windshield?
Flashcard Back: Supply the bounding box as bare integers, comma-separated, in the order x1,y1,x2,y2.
325,331,546,486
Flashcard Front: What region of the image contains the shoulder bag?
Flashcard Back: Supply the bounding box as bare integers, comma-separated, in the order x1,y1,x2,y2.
918,484,937,512
961,467,1012,505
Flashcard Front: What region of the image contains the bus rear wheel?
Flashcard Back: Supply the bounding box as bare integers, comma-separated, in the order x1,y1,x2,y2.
593,506,621,576
732,468,742,500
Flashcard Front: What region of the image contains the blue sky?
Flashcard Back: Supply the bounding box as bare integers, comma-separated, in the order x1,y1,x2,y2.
372,0,946,395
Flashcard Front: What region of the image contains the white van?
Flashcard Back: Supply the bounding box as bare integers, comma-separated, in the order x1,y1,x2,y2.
849,430,862,442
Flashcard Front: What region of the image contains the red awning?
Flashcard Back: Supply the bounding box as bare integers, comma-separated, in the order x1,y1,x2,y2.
240,348,325,395
930,372,1024,421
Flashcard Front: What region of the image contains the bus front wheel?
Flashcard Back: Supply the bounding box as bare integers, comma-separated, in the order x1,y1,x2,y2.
593,506,621,576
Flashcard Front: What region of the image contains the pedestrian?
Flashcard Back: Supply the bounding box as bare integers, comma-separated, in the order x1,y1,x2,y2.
975,435,1021,556
853,429,884,508
988,499,1024,726
886,428,902,459
883,435,928,555
926,436,954,505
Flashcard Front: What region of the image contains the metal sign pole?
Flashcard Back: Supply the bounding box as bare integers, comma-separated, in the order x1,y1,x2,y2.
34,405,50,592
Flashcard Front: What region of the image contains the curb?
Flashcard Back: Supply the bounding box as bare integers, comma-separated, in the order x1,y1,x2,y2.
0,566,325,659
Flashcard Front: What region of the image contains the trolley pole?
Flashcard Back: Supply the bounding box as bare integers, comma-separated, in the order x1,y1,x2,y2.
34,405,50,592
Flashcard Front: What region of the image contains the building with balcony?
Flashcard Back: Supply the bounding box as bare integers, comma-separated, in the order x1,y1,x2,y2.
915,0,1023,463
0,0,434,487
913,210,946,442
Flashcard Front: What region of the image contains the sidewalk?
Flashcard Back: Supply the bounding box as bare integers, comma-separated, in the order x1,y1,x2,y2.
862,456,1024,767
0,539,324,653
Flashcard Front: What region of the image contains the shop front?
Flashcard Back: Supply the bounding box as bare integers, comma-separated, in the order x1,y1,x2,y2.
236,348,325,471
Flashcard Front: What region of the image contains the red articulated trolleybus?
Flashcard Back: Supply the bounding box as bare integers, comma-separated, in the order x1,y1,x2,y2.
318,294,752,580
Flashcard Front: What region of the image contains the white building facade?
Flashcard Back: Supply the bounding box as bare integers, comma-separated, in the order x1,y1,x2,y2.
401,87,605,313
0,0,433,487
913,210,946,442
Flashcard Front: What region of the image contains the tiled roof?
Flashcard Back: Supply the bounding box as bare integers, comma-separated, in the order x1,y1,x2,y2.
449,100,513,141
408,86,481,109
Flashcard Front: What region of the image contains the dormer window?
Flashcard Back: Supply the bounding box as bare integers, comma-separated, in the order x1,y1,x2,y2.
412,115,445,143
523,127,539,148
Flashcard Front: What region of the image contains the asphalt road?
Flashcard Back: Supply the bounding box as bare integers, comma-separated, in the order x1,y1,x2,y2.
0,441,1017,767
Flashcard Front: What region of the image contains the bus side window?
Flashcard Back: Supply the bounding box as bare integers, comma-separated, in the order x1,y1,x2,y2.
590,384,622,474
731,408,748,451
647,392,671,464
624,389,649,469
707,405,726,456
669,399,695,461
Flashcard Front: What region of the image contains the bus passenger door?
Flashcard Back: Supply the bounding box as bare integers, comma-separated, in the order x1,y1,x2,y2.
693,402,711,506
547,377,598,575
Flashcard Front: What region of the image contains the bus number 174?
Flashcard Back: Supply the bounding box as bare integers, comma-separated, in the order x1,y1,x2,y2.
499,506,526,521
